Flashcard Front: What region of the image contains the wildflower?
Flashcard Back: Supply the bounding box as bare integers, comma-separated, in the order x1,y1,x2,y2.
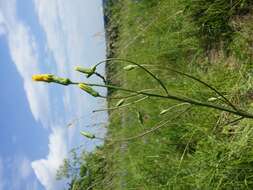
123,65,137,71
115,99,125,107
32,74,72,85
80,131,96,139
32,74,54,82
75,66,96,78
79,83,100,97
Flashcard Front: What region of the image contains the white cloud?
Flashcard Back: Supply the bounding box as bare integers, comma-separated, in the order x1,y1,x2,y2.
33,0,107,111
33,0,108,114
0,1,66,188
32,127,67,190
0,0,50,126
33,0,106,77
33,1,108,136
0,11,6,36
0,0,107,189
8,25,50,124
20,157,32,180
31,1,108,187
0,156,37,190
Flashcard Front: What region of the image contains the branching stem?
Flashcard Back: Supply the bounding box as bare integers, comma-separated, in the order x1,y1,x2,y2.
83,82,253,119
95,58,169,95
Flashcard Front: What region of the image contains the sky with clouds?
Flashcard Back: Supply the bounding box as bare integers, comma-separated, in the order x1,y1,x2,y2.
0,0,107,189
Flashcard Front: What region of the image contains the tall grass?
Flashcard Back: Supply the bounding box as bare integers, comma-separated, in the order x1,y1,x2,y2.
186,0,253,50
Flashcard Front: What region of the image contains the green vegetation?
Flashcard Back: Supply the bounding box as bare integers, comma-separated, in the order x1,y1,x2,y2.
57,0,253,189
187,0,253,50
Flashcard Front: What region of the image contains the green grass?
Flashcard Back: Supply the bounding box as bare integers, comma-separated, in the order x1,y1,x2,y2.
63,0,253,189
186,0,253,50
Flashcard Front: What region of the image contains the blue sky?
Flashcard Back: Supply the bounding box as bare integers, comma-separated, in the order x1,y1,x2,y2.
0,0,107,189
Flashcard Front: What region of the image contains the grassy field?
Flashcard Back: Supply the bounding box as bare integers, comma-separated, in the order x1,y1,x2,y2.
61,0,253,189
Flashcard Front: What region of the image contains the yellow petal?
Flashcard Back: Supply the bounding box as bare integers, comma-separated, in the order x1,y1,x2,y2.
32,74,53,82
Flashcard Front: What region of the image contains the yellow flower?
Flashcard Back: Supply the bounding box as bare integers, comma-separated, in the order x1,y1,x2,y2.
32,74,54,82
32,74,71,85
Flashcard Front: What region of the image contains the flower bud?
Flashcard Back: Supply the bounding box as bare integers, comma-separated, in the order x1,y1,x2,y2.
52,76,72,85
160,109,169,115
115,99,125,107
123,65,137,71
79,83,100,97
208,97,218,102
80,131,95,139
75,66,96,78
32,74,72,85
32,74,54,82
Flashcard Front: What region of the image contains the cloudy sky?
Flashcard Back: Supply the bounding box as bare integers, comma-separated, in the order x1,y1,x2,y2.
0,0,107,189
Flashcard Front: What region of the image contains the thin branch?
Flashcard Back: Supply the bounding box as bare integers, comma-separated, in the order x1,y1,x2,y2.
68,79,253,119
94,72,107,84
219,116,245,127
88,108,191,144
82,82,253,119
93,96,149,112
164,67,238,111
106,88,156,99
94,58,169,95
112,106,192,142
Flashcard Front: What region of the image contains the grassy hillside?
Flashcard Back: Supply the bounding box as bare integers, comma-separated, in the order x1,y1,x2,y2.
61,0,253,189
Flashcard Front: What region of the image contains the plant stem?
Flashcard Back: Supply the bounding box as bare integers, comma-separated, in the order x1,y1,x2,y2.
83,83,253,119
93,96,149,112
94,58,169,95
164,66,238,111
94,72,107,84
93,58,242,114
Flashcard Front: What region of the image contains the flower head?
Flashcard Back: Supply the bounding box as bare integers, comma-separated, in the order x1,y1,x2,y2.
32,74,54,82
32,74,72,85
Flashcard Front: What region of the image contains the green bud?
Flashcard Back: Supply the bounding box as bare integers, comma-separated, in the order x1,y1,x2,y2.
80,131,96,139
123,65,137,71
75,66,96,78
208,97,218,102
160,109,169,115
52,76,72,85
115,99,125,107
160,103,190,115
79,83,100,97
